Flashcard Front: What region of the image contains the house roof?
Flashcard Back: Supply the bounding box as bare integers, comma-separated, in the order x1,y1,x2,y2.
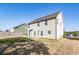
28,11,60,25
14,23,27,29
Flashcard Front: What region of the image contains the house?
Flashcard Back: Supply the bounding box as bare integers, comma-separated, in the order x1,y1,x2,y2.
8,29,14,32
13,23,28,35
28,11,64,40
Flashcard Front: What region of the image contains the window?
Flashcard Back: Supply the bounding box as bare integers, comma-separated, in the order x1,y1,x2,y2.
34,31,36,36
37,22,40,26
41,31,43,36
45,20,47,25
48,31,51,34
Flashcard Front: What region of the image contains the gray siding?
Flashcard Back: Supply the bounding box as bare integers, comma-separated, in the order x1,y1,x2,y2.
14,24,28,35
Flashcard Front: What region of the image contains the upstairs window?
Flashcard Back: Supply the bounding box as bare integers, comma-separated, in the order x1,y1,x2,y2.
45,20,48,25
37,22,40,26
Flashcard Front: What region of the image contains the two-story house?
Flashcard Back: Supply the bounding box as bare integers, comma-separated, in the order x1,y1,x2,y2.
28,11,64,40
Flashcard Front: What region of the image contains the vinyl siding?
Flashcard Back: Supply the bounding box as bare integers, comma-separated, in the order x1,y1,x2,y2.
28,12,64,39
56,12,64,39
28,19,56,39
14,24,28,35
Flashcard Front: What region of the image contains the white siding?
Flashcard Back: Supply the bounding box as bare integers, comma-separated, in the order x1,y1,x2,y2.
28,12,64,39
56,12,64,39
28,19,56,39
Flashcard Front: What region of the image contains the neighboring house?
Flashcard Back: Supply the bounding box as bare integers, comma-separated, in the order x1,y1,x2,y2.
14,23,28,35
28,11,64,40
9,29,14,32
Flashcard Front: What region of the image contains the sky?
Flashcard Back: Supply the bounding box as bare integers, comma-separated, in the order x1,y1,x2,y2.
0,3,79,31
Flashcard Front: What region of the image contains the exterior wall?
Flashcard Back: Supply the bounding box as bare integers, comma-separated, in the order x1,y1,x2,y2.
14,24,28,35
56,12,64,39
28,19,56,39
9,29,14,32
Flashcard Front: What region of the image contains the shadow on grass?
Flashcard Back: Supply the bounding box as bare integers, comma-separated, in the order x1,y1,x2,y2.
0,37,50,55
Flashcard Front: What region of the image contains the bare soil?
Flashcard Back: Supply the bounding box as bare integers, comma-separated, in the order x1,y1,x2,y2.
0,38,79,55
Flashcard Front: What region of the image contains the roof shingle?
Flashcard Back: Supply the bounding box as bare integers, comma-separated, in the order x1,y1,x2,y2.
28,11,60,25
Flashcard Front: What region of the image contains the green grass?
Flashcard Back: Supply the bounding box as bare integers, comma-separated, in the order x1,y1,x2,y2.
0,37,32,44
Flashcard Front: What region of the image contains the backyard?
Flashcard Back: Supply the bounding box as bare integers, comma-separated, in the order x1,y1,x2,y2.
0,37,79,55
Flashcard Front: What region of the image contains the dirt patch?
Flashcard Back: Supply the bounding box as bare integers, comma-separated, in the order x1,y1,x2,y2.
0,39,49,55
0,38,79,55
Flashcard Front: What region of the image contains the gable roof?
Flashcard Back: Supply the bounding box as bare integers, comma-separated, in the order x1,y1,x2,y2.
14,23,27,29
28,11,60,25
